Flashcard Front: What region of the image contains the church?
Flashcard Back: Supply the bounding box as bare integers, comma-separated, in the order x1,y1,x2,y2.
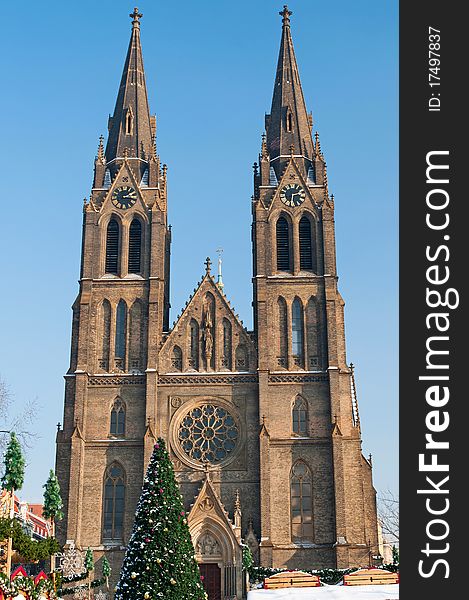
55,6,379,599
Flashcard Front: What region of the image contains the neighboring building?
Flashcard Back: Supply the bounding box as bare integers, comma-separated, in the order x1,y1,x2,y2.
55,6,379,599
0,490,50,540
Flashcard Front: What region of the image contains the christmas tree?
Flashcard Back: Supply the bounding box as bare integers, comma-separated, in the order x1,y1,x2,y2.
115,438,206,600
1,432,25,492
43,469,64,523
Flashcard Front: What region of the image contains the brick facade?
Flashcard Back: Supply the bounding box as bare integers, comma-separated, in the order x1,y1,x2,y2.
55,6,379,598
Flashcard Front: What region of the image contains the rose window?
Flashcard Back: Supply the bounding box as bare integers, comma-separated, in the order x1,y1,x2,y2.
178,404,239,464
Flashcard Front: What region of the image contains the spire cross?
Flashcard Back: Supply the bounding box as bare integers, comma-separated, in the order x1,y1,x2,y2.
205,257,212,274
130,7,143,27
279,5,292,26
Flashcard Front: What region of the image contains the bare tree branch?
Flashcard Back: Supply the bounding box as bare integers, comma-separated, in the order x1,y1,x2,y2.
378,489,399,543
0,375,41,460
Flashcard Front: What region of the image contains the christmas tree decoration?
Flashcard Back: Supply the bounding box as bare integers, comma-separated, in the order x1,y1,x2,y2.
1,432,25,578
115,438,207,599
101,556,111,589
1,432,25,492
84,548,94,573
43,470,64,522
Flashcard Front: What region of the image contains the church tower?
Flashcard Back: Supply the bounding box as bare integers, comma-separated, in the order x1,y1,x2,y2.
252,6,378,568
56,8,171,574
56,6,379,597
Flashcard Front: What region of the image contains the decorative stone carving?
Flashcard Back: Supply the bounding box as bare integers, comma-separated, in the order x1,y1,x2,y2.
171,396,182,408
178,404,239,465
200,497,215,512
197,532,221,557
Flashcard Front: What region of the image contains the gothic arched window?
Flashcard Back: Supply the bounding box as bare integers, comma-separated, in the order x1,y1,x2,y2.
99,299,111,371
276,217,291,271
292,396,308,436
105,219,120,275
103,463,125,541
222,318,232,369
306,296,320,370
129,300,142,370
125,107,133,135
235,344,248,371
292,298,304,366
172,345,182,371
189,319,199,370
115,300,127,369
299,216,314,271
291,461,313,543
110,398,126,436
277,297,288,368
128,219,142,274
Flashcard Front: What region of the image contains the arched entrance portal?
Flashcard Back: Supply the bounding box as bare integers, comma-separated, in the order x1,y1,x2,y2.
193,522,239,600
188,478,244,599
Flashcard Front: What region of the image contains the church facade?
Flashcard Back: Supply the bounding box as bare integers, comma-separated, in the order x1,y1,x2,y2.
55,6,379,599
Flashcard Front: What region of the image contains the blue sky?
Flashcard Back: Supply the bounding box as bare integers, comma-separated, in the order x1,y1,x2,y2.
0,0,398,502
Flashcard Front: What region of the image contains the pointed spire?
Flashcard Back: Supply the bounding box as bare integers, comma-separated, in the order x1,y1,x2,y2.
266,5,314,179
105,8,153,175
97,135,105,163
216,248,224,292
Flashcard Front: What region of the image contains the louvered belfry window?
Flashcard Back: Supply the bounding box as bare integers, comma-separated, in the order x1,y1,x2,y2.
128,219,142,273
105,219,120,274
276,217,290,271
299,216,313,270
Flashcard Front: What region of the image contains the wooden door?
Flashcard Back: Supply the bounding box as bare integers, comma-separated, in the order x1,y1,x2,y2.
199,563,221,600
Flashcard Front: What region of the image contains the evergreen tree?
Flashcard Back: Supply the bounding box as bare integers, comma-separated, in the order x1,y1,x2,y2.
1,432,25,492
115,438,206,600
43,469,64,522
102,555,111,589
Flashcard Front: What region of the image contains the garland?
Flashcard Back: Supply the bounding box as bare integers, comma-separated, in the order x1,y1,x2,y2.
58,577,105,596
0,573,57,599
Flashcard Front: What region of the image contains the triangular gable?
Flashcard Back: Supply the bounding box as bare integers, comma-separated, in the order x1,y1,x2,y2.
188,476,237,537
266,155,320,214
99,159,151,214
160,270,255,358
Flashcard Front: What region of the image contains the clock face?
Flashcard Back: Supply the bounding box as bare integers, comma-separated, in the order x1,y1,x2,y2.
111,185,137,209
280,183,306,207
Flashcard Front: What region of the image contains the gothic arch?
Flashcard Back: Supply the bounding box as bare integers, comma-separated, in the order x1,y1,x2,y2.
189,319,200,370
104,217,121,275
129,299,143,371
115,299,128,370
275,213,293,272
102,462,126,541
190,517,237,564
235,344,248,371
171,345,183,371
222,318,232,370
298,212,317,272
291,297,304,367
128,218,143,274
306,296,321,369
292,395,308,436
110,397,126,437
290,460,314,543
277,296,288,368
98,299,111,371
